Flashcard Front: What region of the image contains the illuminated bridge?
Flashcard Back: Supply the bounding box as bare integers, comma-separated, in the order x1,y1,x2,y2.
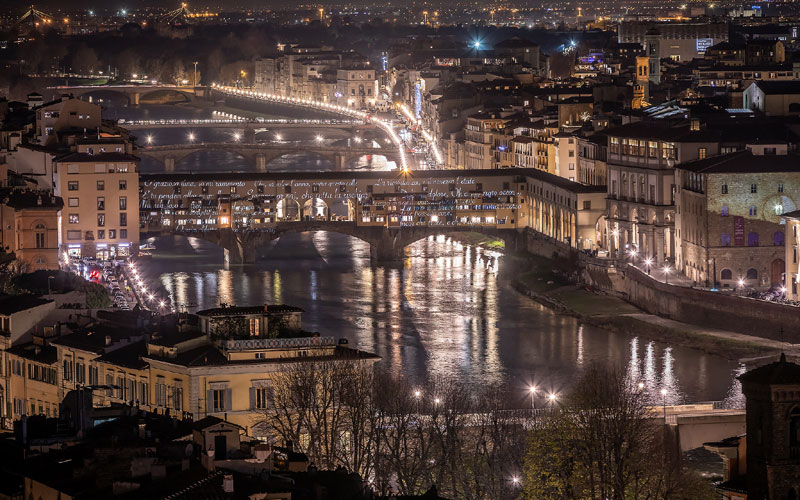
118,118,371,130
137,142,402,171
139,169,606,264
48,84,200,105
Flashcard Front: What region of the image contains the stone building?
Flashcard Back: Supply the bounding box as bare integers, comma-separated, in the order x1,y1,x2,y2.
781,211,800,300
675,144,796,288
738,354,800,500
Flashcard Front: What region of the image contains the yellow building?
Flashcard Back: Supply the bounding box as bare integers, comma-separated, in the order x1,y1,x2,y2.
1,191,63,271
53,136,140,259
2,305,380,441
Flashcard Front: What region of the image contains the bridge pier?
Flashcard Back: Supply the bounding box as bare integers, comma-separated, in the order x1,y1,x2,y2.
255,154,267,172
131,92,141,106
334,153,347,170
164,156,176,173
244,128,256,142
367,230,408,264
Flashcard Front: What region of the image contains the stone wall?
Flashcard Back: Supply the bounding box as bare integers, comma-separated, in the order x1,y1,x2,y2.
622,265,800,341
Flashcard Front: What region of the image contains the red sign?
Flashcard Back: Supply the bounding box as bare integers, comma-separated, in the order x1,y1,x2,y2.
734,216,745,246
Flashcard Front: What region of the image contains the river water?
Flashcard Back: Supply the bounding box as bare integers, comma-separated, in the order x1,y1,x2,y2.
115,101,744,407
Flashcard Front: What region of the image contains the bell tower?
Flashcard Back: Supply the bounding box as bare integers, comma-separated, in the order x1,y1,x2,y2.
739,353,800,500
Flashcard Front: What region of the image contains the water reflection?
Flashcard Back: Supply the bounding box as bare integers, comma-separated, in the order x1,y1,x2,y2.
139,230,743,405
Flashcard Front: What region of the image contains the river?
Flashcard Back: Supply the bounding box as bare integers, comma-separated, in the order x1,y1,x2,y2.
116,101,744,407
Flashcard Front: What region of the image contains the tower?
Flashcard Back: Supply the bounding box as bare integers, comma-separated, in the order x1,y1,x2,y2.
645,28,661,85
632,56,650,109
739,353,800,500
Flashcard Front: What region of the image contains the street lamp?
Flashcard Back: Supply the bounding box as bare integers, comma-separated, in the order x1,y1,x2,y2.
637,382,645,391
232,132,241,142
146,135,153,145
660,388,668,418
663,265,671,284
275,133,282,142
188,132,195,143
315,135,324,143
644,258,653,275
529,385,537,410
737,278,745,292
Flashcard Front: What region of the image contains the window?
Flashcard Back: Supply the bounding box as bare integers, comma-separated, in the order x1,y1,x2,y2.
648,141,657,157
583,201,591,210
212,389,226,412
721,269,732,280
721,232,731,246
120,229,127,239
119,180,127,190
97,197,105,210
171,386,183,411
779,183,784,193
748,232,759,247
68,181,79,191
746,268,758,279
698,148,707,159
120,213,127,226
67,164,79,174
253,386,271,409
721,206,729,217
68,214,79,224
109,230,116,239
63,358,73,381
775,231,785,246
97,230,105,239
67,230,81,240
751,184,757,193
97,180,105,191
721,184,728,194
97,214,105,227
68,198,79,207
155,378,167,406
35,232,45,249
749,206,757,216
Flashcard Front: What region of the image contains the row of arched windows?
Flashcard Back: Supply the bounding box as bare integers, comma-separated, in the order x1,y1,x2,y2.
720,268,759,280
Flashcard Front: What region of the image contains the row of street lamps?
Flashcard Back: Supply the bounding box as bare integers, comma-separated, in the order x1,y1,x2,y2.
212,84,409,170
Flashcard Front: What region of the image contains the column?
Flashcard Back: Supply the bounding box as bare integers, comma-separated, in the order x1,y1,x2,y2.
165,156,175,173
608,222,617,259
654,228,665,265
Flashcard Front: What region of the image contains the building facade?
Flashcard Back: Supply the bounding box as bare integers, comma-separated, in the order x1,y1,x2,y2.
53,137,139,259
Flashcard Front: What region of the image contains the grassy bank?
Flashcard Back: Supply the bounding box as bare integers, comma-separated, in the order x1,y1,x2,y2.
507,253,777,360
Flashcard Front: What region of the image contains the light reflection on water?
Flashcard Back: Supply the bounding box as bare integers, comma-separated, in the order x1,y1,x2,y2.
141,232,744,406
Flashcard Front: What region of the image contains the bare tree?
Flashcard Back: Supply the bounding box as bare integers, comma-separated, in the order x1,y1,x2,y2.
521,364,716,500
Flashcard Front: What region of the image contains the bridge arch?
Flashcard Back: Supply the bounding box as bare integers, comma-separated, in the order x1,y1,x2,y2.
75,89,132,106
138,88,192,105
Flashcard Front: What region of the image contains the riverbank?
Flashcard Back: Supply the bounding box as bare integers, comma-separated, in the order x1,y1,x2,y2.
506,253,782,360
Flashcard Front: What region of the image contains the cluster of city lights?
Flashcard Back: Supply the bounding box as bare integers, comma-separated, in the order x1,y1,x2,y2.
127,262,168,312
397,103,443,164
212,84,409,171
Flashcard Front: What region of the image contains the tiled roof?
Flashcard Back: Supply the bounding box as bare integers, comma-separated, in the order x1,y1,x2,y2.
0,294,52,315
676,150,800,174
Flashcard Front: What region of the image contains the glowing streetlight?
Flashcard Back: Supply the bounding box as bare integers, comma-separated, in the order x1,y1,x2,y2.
353,136,362,144
511,476,520,486
275,133,282,141
660,388,668,418
547,393,558,403
737,278,745,290
188,132,195,143
663,265,671,285
159,301,166,308
148,294,155,301
146,135,153,145
637,382,645,391
434,397,441,405
414,390,421,398
529,385,537,410
473,40,481,49
233,132,241,142
315,135,324,143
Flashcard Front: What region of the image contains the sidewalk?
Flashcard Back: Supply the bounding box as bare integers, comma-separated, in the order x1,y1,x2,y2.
619,312,798,352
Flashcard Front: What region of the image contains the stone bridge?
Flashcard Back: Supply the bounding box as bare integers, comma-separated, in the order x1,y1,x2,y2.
120,120,375,131
141,222,522,264
48,84,201,105
137,142,403,171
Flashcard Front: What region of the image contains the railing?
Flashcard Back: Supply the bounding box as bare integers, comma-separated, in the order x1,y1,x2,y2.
222,336,336,351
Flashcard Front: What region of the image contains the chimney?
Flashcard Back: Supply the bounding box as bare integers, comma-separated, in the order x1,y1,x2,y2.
222,474,234,493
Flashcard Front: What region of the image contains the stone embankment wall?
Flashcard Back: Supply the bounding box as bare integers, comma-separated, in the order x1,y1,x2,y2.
620,265,800,341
